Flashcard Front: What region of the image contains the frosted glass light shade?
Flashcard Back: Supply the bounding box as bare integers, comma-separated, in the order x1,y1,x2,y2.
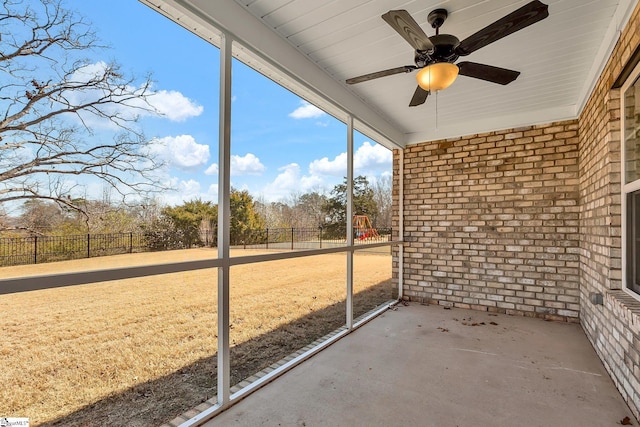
416,63,459,92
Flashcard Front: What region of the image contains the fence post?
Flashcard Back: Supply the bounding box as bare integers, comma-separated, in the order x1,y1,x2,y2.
129,232,133,253
266,228,269,249
87,233,90,258
34,236,38,264
319,226,322,249
291,227,294,250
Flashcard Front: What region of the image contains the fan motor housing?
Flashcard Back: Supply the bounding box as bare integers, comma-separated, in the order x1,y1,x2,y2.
417,34,459,65
424,8,460,65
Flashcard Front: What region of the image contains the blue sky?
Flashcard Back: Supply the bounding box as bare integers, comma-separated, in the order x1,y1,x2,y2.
71,0,392,206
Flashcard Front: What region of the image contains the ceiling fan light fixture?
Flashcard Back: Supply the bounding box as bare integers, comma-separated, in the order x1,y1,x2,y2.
416,62,459,92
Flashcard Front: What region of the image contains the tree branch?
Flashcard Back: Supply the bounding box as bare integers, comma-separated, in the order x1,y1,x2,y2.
0,0,170,222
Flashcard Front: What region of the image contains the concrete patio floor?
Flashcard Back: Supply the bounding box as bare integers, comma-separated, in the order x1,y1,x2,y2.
202,303,633,427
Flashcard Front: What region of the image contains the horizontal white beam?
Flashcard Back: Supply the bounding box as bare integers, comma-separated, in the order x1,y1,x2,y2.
0,241,399,295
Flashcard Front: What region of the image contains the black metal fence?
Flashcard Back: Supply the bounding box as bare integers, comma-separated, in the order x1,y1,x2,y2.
0,227,392,267
239,227,392,250
0,232,149,267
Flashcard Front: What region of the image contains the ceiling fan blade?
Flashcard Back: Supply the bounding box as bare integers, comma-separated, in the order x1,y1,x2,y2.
346,65,418,85
409,86,429,107
458,62,520,85
382,10,434,52
455,0,549,56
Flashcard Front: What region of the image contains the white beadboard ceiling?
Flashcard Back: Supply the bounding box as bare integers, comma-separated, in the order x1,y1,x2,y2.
150,0,638,148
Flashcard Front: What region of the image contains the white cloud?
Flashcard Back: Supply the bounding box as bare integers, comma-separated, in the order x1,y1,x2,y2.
231,153,265,176
256,141,391,202
1,144,33,166
204,163,218,176
161,178,219,206
354,141,392,171
149,135,210,172
148,90,203,122
203,153,266,177
266,163,300,192
71,61,111,83
308,141,392,177
309,152,347,177
262,163,324,201
288,100,326,119
180,179,201,195
65,62,203,128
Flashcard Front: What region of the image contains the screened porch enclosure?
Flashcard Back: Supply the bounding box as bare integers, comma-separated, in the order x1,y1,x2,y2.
2,0,640,425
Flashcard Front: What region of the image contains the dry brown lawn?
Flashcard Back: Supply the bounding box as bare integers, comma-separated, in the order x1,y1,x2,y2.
0,248,393,426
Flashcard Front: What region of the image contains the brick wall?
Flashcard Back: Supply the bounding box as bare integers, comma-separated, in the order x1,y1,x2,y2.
396,121,581,321
578,1,640,419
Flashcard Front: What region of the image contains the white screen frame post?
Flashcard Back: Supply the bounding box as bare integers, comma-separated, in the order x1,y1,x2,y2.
217,31,232,407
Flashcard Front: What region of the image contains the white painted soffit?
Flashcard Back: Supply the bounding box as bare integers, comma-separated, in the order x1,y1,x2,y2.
139,0,406,150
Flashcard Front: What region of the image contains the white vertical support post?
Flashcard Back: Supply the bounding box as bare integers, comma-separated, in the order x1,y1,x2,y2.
217,31,232,407
346,115,354,329
398,149,404,299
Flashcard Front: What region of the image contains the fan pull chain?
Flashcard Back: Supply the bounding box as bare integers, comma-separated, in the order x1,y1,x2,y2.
435,90,439,130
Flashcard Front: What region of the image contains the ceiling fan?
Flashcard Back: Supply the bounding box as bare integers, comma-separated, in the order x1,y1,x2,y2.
346,1,549,107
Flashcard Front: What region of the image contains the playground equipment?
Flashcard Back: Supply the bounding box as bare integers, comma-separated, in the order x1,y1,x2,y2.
353,215,380,240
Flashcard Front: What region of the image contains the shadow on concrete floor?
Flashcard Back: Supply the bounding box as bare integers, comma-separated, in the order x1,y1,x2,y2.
202,303,634,427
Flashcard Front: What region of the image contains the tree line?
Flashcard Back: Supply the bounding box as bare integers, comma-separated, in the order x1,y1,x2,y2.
1,175,392,248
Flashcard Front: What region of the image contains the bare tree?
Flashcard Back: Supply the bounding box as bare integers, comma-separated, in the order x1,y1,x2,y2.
0,205,8,230
0,0,165,229
372,174,392,228
19,199,63,233
295,191,327,228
